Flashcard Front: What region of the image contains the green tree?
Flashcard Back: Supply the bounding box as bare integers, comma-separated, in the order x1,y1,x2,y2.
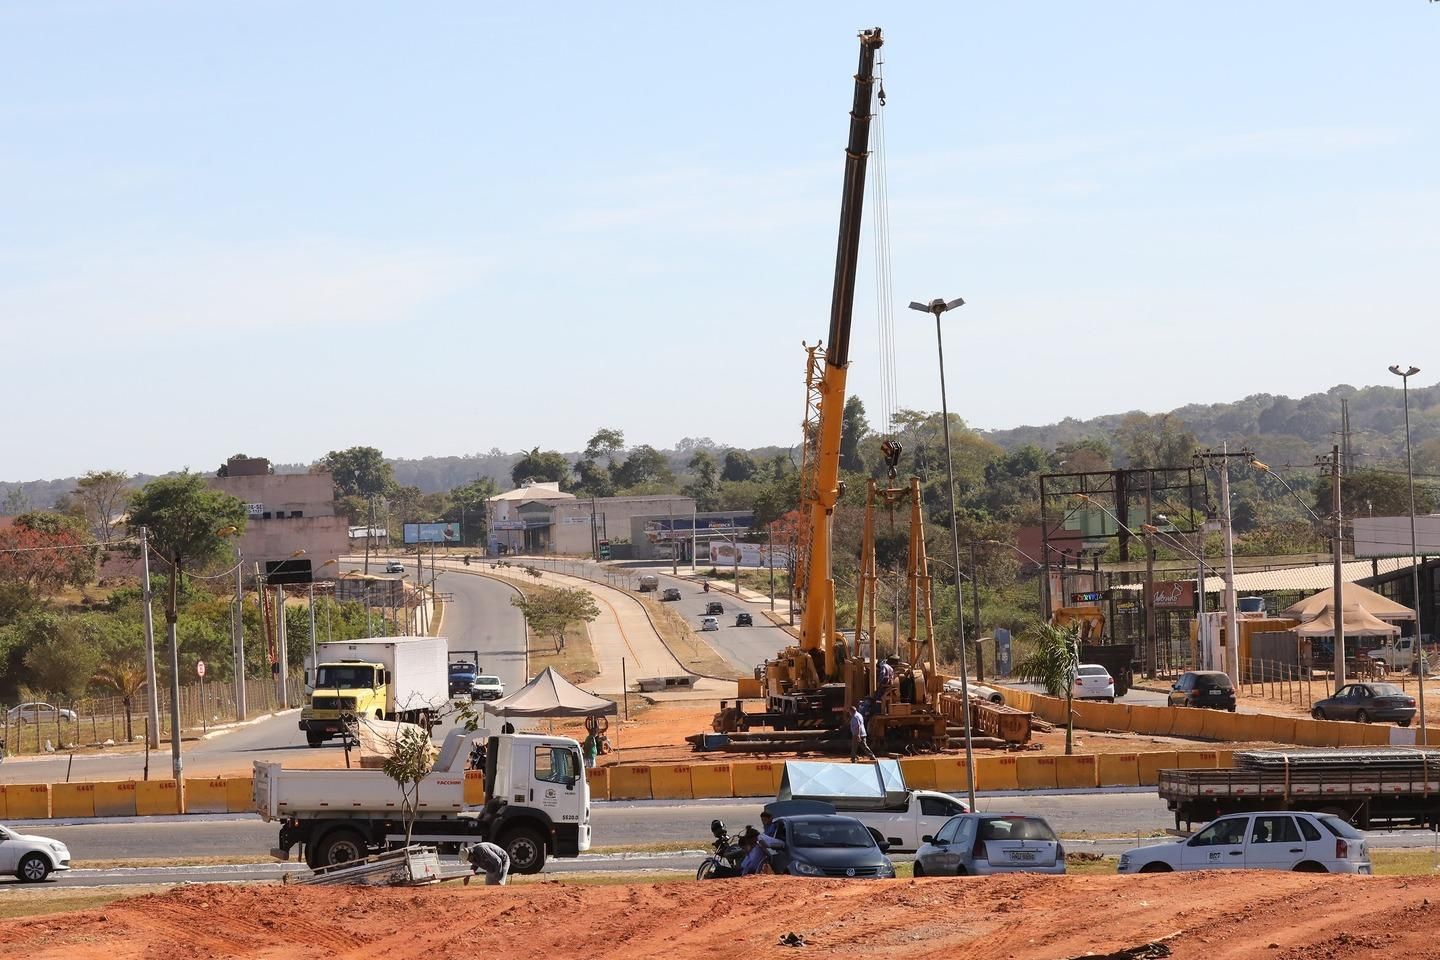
840,396,870,474
510,587,601,652
72,470,131,542
612,444,674,490
0,512,99,595
721,450,757,483
584,428,626,465
382,724,436,849
1311,467,1437,524
1114,413,1196,469
511,447,571,487
22,616,102,701
89,617,148,742
684,451,721,512
321,447,395,499
1012,621,1081,755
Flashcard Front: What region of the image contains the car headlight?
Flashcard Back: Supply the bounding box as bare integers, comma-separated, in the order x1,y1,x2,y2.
878,862,895,878
1118,854,1130,870
791,859,825,876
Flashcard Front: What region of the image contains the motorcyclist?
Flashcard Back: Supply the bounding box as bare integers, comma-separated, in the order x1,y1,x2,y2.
703,581,710,593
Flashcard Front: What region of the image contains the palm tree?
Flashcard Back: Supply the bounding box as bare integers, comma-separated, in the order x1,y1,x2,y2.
92,658,148,743
1012,621,1081,755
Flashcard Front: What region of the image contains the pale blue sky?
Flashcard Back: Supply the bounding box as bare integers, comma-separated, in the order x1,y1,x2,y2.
1,2,1435,481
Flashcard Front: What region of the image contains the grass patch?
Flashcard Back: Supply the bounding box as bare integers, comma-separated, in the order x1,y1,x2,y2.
484,573,600,684
588,840,707,855
73,855,277,869
634,594,744,679
0,887,144,919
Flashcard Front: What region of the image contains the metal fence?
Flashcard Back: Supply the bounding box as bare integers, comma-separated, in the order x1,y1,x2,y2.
1,675,306,757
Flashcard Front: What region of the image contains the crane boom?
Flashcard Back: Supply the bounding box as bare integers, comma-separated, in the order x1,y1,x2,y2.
799,27,883,670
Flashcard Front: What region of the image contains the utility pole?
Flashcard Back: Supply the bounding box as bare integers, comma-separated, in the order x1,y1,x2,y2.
233,547,246,722
668,501,677,576
970,540,984,682
308,582,317,686
275,585,289,709
1144,473,1157,678
166,551,183,783
1320,445,1346,692
139,526,160,749
1194,448,1246,685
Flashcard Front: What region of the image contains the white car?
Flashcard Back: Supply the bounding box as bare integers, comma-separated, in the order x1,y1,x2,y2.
699,616,720,632
1072,664,1115,702
0,824,71,882
384,561,406,574
5,702,78,724
471,676,505,701
1118,811,1370,875
913,813,1066,876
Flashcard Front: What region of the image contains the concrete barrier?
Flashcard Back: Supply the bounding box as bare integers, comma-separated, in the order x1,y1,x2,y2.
1212,749,1236,768
136,779,181,816
1269,716,1298,744
586,766,610,801
974,755,1019,791
463,770,486,806
731,761,781,797
226,777,254,814
94,780,138,817
1137,751,1179,786
932,756,972,793
690,762,732,799
1170,708,1209,739
1055,754,1098,789
4,783,52,819
649,764,695,801
1128,705,1169,737
1097,753,1140,787
0,786,6,818
52,782,95,818
1015,755,1058,790
184,778,231,815
1175,750,1218,769
898,757,937,791
608,765,653,801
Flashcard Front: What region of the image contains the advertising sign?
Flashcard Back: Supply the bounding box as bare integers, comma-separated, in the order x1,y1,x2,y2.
1153,580,1195,610
995,628,1012,677
707,542,791,568
403,522,462,544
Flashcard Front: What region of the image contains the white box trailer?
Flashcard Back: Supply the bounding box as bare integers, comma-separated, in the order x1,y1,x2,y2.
300,637,450,745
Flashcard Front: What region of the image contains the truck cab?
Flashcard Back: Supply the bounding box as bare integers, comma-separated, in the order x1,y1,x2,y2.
1369,637,1429,675
301,660,388,746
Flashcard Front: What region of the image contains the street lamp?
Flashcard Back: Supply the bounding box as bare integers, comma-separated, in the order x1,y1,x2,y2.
1390,364,1426,741
217,527,246,721
909,295,976,810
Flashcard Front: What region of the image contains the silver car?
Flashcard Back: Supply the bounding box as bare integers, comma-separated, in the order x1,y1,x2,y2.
913,814,1066,876
6,702,78,724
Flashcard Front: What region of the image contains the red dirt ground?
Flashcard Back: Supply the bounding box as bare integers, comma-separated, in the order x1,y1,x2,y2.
8,874,1439,960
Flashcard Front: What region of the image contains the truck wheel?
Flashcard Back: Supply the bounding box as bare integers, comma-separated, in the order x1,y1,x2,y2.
315,829,368,868
1138,862,1172,873
16,853,51,883
306,731,326,747
503,827,547,874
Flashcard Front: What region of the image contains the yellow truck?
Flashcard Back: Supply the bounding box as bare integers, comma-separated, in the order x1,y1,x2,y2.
300,637,449,747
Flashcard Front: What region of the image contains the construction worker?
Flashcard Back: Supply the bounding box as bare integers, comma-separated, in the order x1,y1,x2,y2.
849,705,876,764
466,841,511,885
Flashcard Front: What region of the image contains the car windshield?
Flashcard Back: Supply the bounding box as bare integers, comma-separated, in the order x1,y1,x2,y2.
1078,666,1108,676
1318,816,1364,839
315,665,376,689
1370,684,1405,697
1195,674,1232,689
476,676,500,685
978,817,1057,842
449,663,475,674
789,820,875,848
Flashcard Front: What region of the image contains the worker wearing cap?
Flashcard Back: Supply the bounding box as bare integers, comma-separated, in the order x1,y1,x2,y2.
465,841,511,885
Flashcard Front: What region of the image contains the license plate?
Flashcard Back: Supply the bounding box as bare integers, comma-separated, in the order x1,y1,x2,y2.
1009,850,1036,862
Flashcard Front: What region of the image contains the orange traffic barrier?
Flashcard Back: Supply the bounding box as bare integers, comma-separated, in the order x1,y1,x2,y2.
136,779,181,815
1212,749,1236,769
1097,753,1140,786
1269,716,1298,745
52,782,95,818
1170,708,1208,739
649,764,694,801
4,783,51,819
1136,751,1179,786
730,761,776,797
1055,754,1098,789
462,770,486,806
932,756,972,793
974,755,1019,791
608,765,653,801
1014,755,1058,790
94,780,138,817
1175,750,1218,769
690,763,733,799
184,778,230,814
226,777,254,814
586,766,610,801
899,757,937,791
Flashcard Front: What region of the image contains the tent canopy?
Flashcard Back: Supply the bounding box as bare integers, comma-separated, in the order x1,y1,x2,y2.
1293,604,1402,638
1282,583,1415,622
777,760,908,809
482,666,617,719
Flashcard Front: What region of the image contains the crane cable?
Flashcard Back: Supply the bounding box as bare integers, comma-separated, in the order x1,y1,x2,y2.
869,56,901,479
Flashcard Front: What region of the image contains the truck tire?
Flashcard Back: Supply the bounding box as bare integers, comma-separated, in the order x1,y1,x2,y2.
16,853,51,883
502,827,547,875
306,731,326,748
1138,862,1172,873
314,829,368,868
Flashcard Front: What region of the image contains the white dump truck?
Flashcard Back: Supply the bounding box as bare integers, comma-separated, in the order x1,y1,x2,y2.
255,728,589,873
300,637,450,746
770,760,969,853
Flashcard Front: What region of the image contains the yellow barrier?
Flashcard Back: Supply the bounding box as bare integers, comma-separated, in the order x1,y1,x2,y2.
932,756,972,793
1055,754,1098,789
462,770,486,806
0,786,6,818
226,777,254,814
1175,750,1218,769
52,782,95,818
649,764,695,801
974,755,1019,791
691,763,733,799
94,780,137,817
736,677,762,699
1107,704,1134,732
136,779,181,815
586,766,610,801
898,757,937,791
1127,706,1165,737
4,783,51,819
1015,755,1058,790
730,761,776,797
184,778,230,814
1212,749,1236,768
1361,725,1391,747
608,765,653,801
1098,753,1140,786
1170,708,1208,739
1199,709,1240,741
1269,716,1298,744
1137,751,1179,786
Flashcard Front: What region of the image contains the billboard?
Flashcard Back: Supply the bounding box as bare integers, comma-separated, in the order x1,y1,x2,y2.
1353,516,1440,558
1152,580,1195,610
403,522,462,544
707,542,791,568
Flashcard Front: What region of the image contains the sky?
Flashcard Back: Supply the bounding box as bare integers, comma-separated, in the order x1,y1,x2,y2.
1,2,1436,481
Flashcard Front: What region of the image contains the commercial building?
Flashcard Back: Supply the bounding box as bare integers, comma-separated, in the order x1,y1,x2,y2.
485,481,695,557
208,457,347,582
627,510,756,562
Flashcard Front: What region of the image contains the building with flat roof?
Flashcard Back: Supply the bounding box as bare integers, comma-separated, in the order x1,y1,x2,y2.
485,481,695,557
208,457,347,582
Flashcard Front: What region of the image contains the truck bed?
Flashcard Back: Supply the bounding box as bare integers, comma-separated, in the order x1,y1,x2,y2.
1159,766,1440,800
253,762,471,820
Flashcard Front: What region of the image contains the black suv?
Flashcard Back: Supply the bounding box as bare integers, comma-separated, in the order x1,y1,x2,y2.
735,613,753,627
706,601,725,616
1168,670,1237,711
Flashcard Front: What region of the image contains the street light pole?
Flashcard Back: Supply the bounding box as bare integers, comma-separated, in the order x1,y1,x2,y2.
1390,364,1426,741
909,295,976,810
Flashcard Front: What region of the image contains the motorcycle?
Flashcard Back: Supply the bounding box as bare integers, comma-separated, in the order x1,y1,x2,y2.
703,581,710,593
696,819,745,880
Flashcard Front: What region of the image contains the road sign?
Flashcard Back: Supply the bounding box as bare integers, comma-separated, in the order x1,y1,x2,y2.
196,660,206,678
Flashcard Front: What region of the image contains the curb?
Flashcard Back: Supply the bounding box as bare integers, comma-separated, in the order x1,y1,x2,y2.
200,709,300,741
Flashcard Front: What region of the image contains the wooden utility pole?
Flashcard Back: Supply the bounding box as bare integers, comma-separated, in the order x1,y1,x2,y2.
1144,473,1157,678
1322,445,1346,692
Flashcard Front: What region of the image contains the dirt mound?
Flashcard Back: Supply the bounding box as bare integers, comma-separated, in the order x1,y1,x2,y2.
8,874,1440,960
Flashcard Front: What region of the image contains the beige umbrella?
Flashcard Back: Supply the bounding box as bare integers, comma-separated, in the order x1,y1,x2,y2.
1281,583,1415,622
1293,604,1402,638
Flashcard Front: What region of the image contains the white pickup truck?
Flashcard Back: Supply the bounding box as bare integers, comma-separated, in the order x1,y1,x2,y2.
1368,637,1429,675
254,728,590,874
771,760,968,853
